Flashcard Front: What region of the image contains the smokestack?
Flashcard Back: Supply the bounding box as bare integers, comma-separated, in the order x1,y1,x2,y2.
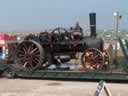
89,13,96,37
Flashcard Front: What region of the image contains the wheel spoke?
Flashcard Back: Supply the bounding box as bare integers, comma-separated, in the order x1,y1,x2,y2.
23,62,28,68
30,48,38,54
27,45,32,53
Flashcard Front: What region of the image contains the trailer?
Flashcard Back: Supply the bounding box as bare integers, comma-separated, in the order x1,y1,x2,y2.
0,63,128,81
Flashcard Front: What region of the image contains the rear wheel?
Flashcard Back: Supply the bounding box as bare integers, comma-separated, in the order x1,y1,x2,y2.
15,40,45,71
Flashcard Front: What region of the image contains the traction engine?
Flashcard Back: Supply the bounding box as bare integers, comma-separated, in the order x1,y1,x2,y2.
14,13,112,71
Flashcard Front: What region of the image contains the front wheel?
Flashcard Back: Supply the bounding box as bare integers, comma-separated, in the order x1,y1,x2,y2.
81,48,104,70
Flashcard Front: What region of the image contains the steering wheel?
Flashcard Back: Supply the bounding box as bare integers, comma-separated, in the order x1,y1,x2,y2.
51,27,70,42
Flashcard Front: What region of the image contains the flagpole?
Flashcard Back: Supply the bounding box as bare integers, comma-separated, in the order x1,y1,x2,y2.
113,11,121,67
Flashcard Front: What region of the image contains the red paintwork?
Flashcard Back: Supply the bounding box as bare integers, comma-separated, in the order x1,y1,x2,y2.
0,44,7,47
0,34,16,40
0,34,16,47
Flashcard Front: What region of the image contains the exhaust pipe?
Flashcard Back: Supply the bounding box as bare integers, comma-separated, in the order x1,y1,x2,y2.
89,13,96,37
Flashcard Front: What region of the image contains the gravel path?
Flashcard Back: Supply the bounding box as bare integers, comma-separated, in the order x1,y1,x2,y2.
0,78,128,96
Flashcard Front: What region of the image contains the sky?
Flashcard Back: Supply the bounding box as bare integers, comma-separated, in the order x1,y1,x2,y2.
0,0,127,32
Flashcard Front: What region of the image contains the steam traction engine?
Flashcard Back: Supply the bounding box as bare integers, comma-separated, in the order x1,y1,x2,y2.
15,13,111,71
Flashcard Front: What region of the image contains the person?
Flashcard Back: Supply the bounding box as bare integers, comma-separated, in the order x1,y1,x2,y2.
71,22,83,40
74,22,83,32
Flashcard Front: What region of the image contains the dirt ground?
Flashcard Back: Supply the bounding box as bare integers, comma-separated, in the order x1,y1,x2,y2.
0,78,127,96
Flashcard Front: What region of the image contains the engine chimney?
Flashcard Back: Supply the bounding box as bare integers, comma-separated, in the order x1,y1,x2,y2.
89,13,96,37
